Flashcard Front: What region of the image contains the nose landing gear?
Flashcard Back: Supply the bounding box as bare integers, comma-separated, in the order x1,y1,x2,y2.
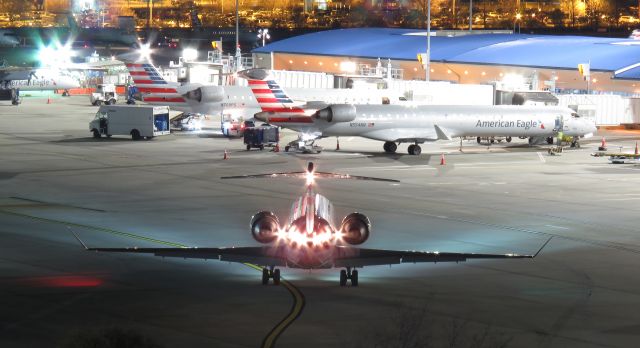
262,266,281,285
339,267,359,287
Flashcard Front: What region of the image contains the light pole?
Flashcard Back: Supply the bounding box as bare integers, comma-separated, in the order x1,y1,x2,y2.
257,28,270,47
426,0,431,82
514,13,522,34
235,0,241,71
469,0,472,31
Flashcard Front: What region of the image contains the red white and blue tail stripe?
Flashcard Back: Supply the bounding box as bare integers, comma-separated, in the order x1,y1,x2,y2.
125,62,188,106
241,70,312,124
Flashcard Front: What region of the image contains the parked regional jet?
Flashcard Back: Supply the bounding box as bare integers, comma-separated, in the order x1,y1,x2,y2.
122,60,409,120
240,69,597,155
0,67,80,105
72,162,550,286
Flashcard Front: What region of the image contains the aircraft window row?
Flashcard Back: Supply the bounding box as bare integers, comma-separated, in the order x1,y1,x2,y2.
361,113,415,119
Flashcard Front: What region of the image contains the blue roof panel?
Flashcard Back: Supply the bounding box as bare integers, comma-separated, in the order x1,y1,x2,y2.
253,28,640,72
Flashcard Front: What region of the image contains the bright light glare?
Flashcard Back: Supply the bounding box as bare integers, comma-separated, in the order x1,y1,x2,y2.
306,172,315,186
182,48,198,61
138,43,152,62
280,225,336,248
339,61,357,73
38,40,75,68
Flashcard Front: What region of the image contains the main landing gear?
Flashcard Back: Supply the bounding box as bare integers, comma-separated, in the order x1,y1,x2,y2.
262,266,281,285
339,267,359,287
407,144,422,155
383,141,397,153
383,142,422,155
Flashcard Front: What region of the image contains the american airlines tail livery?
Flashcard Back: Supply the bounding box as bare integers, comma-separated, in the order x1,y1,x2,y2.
124,61,226,114
240,69,597,155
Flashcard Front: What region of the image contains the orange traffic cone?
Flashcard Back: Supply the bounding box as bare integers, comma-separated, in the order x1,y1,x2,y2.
274,143,280,152
598,137,607,151
635,141,639,155
336,138,340,151
47,97,52,104
440,153,446,165
223,149,229,160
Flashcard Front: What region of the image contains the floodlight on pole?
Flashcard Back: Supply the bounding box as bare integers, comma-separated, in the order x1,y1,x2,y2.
257,28,271,47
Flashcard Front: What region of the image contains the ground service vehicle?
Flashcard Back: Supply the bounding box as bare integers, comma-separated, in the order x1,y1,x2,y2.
90,105,170,140
244,125,279,150
90,84,118,106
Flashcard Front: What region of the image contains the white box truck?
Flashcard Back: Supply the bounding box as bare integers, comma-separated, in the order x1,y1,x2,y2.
90,105,171,140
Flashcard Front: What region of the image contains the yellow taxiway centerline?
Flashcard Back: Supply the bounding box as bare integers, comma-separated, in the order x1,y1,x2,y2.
0,209,306,347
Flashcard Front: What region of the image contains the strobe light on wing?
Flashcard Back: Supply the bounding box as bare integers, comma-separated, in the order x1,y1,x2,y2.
339,213,371,245
250,211,280,244
315,104,357,123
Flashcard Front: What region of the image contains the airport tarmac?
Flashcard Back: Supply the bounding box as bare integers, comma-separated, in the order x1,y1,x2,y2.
1,96,640,347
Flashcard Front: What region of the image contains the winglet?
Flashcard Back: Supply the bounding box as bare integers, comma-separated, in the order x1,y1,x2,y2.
434,125,452,141
68,226,88,250
533,236,553,258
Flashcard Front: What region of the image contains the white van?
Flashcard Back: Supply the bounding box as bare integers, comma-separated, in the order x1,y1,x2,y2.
90,105,171,140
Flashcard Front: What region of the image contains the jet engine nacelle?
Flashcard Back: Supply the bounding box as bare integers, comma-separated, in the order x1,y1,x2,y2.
340,212,370,245
250,211,280,244
315,104,357,123
183,86,225,103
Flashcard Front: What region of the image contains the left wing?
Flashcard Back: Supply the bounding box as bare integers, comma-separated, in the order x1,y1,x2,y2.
72,231,286,266
333,237,551,268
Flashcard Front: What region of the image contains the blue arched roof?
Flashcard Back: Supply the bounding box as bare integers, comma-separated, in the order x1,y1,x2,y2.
253,28,640,76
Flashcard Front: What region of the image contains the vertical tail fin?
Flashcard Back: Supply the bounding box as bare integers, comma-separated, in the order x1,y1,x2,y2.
124,60,188,105
238,69,304,113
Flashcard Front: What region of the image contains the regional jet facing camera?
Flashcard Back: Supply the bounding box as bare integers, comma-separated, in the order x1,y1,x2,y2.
239,69,597,155
73,162,550,287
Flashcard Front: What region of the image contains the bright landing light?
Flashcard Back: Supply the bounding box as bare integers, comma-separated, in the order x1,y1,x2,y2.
38,41,75,68
138,43,152,62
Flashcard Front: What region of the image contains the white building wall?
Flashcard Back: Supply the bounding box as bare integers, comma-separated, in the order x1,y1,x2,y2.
557,94,639,125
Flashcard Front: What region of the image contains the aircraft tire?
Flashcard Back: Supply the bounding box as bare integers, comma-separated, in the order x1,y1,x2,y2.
407,144,415,155
383,141,397,153
476,137,481,144
351,270,359,287
506,136,512,143
339,270,347,286
413,145,422,155
262,268,269,285
273,269,281,285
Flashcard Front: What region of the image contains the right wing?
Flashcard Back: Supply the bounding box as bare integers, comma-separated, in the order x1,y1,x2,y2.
362,125,451,143
333,237,551,268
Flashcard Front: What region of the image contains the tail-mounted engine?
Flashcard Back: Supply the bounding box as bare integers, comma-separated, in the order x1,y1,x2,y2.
340,212,370,245
183,86,224,103
250,211,280,244
315,104,357,123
